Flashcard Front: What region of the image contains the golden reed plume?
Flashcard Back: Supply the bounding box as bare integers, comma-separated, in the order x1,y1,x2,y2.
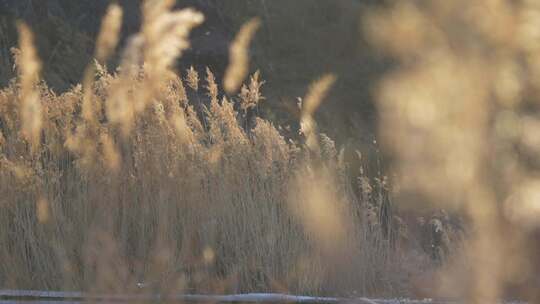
95,4,123,63
82,4,123,123
224,17,261,94
15,22,42,151
300,74,337,152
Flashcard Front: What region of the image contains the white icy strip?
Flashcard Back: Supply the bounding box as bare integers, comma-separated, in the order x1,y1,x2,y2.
0,290,523,303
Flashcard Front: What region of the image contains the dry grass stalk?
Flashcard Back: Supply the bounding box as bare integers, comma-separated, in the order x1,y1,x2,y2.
14,22,42,150
289,169,348,257
186,66,199,91
205,67,219,104
82,4,123,124
99,132,121,172
299,74,336,152
96,4,123,63
238,70,264,112
224,17,261,94
141,1,203,81
106,2,203,136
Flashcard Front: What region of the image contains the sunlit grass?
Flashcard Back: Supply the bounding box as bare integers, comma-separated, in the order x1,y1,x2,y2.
0,0,428,296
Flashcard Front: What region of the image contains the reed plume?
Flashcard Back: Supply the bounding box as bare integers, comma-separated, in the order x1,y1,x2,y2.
14,22,42,151
224,17,261,94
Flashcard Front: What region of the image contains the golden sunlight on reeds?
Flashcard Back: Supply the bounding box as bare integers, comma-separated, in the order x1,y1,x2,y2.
3,0,540,301
0,0,410,295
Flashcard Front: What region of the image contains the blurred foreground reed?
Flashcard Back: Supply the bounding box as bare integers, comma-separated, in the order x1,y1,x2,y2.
366,0,540,302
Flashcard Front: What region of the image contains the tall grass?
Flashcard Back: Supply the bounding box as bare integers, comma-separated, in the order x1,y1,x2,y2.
0,0,431,297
